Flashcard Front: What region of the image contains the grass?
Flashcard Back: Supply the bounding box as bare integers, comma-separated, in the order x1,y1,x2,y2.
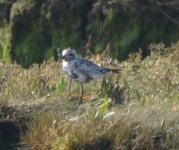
0,42,179,149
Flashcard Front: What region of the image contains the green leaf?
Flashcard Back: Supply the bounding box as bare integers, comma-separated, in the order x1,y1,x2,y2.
56,77,67,96
95,95,110,118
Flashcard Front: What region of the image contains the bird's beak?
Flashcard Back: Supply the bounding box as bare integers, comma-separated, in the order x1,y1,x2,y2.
57,48,64,59
58,53,64,59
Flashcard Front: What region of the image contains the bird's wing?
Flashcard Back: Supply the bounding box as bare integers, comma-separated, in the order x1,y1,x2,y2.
73,58,107,75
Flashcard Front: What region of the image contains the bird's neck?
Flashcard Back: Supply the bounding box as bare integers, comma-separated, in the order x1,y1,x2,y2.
62,59,75,66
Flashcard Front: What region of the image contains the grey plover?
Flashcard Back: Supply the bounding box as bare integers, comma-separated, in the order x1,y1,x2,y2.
58,48,119,104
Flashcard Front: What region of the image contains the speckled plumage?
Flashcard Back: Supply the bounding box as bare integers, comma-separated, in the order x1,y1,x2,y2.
58,48,119,104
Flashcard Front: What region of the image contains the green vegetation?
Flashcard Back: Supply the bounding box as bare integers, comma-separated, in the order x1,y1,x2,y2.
0,42,178,149
0,0,179,66
0,25,12,64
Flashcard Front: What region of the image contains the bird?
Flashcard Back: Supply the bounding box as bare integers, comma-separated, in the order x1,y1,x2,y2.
58,47,119,105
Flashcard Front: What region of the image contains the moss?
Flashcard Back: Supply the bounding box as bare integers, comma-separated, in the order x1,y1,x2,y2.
10,0,93,67
12,18,52,67
0,0,179,66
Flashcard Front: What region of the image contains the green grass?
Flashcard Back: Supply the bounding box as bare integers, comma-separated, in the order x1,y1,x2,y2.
0,42,179,149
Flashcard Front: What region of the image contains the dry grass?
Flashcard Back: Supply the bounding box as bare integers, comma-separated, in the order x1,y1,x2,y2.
0,42,179,149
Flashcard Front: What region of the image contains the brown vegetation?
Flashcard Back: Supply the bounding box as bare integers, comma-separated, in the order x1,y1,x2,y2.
0,42,178,149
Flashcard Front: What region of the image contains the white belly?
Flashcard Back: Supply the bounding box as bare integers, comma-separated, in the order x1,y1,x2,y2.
62,60,75,78
62,61,69,74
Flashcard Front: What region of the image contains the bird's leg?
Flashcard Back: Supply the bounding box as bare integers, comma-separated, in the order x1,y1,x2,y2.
65,79,72,97
78,83,84,105
68,79,72,91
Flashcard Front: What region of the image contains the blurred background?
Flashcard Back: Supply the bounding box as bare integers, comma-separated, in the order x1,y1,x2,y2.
0,0,179,67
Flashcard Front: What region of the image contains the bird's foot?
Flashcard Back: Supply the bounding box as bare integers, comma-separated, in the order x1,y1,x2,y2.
77,95,97,106
65,91,73,98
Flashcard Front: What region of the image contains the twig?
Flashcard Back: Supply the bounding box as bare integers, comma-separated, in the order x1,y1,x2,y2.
155,2,179,27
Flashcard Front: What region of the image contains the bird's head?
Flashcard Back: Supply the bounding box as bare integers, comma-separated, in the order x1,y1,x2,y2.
57,48,77,62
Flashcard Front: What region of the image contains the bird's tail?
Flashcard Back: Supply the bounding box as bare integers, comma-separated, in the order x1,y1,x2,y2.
104,68,121,74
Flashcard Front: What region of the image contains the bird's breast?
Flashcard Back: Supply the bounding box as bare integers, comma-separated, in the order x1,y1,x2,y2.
62,61,70,73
